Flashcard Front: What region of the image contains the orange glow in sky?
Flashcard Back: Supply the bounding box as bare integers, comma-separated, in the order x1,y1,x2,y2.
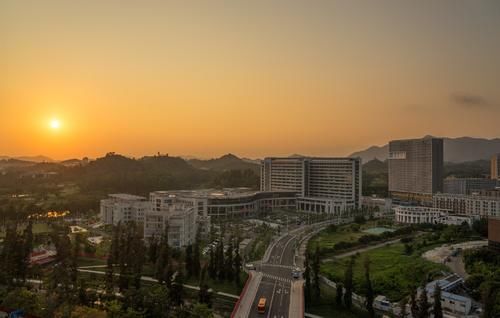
1,1,499,160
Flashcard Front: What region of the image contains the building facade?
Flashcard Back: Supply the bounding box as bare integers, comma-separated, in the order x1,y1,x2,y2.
99,194,149,226
488,217,500,250
145,192,201,248
150,188,297,219
394,206,448,224
261,157,362,212
425,274,472,316
388,137,443,204
433,193,500,217
492,153,500,180
443,177,498,195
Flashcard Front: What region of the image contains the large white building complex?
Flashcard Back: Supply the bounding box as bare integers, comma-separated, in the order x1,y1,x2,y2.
100,188,298,247
394,205,476,226
260,157,362,214
100,194,150,226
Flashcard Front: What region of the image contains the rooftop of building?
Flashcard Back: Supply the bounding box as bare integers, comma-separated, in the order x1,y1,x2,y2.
263,156,360,161
151,188,297,200
107,193,148,201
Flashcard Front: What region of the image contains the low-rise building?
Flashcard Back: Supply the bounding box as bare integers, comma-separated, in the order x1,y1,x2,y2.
425,274,473,316
433,193,500,217
362,196,393,216
152,188,297,219
394,205,476,226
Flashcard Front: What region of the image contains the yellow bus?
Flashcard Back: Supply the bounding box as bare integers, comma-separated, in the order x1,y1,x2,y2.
257,297,266,314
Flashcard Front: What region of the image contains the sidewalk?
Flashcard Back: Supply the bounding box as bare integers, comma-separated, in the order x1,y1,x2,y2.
289,280,304,318
231,272,263,318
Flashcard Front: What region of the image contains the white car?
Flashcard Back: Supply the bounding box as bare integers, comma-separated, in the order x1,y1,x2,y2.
245,263,256,270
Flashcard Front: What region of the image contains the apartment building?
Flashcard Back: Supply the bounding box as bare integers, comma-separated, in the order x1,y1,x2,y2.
492,153,500,180
145,192,201,248
388,137,443,204
261,157,362,213
100,194,149,226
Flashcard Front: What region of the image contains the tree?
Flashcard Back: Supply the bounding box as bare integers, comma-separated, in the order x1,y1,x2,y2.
185,245,194,278
155,225,170,283
1,288,41,315
344,257,355,309
69,306,106,318
171,271,185,306
208,247,216,280
199,266,212,307
216,240,225,281
312,245,321,299
233,247,242,287
417,285,430,318
105,253,114,295
192,303,214,318
193,228,201,279
433,285,443,318
364,257,375,318
148,236,159,263
225,241,234,281
400,298,408,318
336,283,344,306
410,287,418,318
303,251,312,304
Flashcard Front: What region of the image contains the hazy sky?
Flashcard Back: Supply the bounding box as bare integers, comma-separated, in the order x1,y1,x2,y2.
1,0,500,160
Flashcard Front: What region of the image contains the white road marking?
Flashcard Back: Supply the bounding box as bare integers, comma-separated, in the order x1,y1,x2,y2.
267,280,278,318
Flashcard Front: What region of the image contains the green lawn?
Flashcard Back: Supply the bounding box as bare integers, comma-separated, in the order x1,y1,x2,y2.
308,220,386,251
77,256,107,267
321,242,447,302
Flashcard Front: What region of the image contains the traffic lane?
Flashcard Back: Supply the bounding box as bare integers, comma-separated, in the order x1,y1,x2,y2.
268,280,291,318
248,277,277,318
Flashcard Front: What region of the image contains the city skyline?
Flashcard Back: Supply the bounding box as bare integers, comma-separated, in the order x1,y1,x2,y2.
2,0,500,160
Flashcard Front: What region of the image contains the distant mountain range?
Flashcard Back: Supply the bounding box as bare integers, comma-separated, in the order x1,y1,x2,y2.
0,155,54,163
350,136,500,163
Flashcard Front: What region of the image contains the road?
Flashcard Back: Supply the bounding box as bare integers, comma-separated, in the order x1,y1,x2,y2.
248,233,298,318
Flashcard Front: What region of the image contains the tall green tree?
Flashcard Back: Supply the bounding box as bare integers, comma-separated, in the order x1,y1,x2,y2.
155,224,170,283
208,247,216,280
192,228,201,279
199,265,212,307
225,241,234,282
433,285,443,318
304,251,312,304
417,285,430,318
364,257,375,318
312,245,321,299
344,257,355,310
185,245,194,278
233,247,242,287
336,283,343,306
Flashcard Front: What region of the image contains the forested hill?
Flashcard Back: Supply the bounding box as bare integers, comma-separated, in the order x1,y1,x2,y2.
188,153,260,173
0,153,261,197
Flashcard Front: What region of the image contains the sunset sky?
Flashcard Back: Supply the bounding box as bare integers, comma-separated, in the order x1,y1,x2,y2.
1,0,500,160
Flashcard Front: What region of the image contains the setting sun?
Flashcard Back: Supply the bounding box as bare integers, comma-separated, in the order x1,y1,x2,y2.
50,119,61,130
